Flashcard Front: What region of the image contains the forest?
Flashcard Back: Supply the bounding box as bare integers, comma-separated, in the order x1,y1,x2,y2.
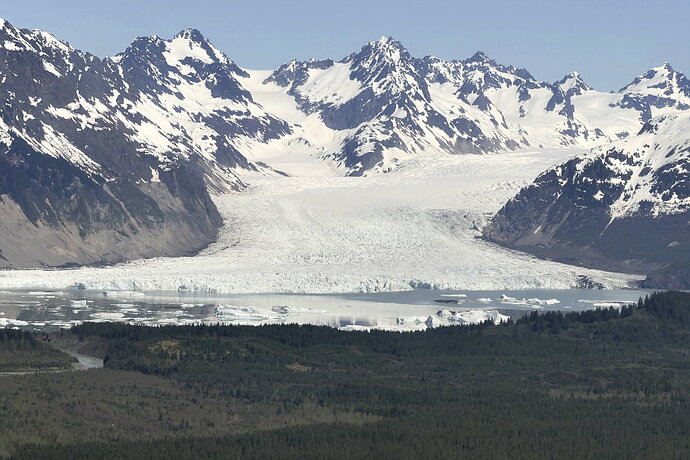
1,291,690,459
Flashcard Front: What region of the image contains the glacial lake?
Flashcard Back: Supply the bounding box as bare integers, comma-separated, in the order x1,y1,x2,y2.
0,288,652,332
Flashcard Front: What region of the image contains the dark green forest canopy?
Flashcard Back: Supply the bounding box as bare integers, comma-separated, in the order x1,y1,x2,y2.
3,291,690,459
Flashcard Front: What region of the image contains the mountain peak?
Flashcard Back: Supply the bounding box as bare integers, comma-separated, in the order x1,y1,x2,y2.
0,18,74,56
644,62,675,76
174,28,206,43
366,36,406,53
620,62,686,93
556,71,592,93
347,36,411,68
465,51,491,64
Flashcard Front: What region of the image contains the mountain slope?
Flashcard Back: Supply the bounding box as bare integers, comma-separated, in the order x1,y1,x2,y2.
0,20,283,267
484,114,690,284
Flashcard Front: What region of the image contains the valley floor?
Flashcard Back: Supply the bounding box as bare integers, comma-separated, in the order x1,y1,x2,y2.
0,149,640,293
5,292,690,459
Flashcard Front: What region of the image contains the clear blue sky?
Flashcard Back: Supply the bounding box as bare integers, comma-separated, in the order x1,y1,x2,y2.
3,0,688,91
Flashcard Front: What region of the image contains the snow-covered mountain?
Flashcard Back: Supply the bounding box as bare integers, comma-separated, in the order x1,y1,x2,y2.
614,63,690,118
0,19,287,267
260,38,532,174
112,28,290,188
247,38,690,175
484,114,690,285
1,18,689,269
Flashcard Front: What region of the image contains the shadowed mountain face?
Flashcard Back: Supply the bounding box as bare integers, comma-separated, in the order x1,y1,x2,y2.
0,136,222,267
484,114,690,287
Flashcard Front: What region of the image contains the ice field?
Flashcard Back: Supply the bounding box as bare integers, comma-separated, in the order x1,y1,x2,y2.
0,148,641,294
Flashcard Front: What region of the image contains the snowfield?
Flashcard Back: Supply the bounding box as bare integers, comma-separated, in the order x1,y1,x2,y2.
0,148,641,293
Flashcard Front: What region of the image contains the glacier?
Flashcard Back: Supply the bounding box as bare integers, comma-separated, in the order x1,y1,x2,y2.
0,148,641,294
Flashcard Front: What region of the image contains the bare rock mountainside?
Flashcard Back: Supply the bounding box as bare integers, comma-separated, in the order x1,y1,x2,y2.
484,114,690,288
0,18,689,269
